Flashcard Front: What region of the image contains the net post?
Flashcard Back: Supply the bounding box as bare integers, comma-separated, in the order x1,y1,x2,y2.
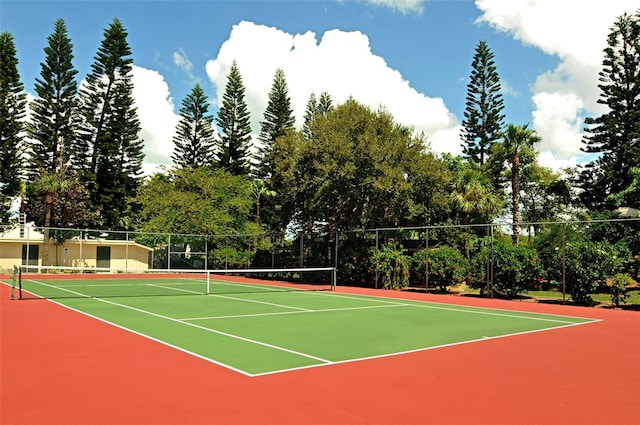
206,271,211,295
332,267,337,291
11,265,17,300
18,266,22,300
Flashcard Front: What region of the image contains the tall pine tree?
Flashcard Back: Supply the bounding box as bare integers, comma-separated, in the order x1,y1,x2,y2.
256,68,294,179
172,83,216,169
581,9,640,210
0,32,27,223
74,18,143,228
27,18,78,178
215,60,252,176
302,91,332,141
461,40,505,166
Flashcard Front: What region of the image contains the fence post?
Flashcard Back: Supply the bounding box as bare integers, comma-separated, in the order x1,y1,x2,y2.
334,231,339,269
489,224,494,298
299,231,304,267
374,229,379,289
11,265,17,300
562,223,566,304
425,228,429,291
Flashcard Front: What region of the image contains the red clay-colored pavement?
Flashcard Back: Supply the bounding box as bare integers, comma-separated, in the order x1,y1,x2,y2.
2,282,639,425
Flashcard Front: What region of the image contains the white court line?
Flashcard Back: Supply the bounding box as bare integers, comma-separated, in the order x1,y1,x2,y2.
10,280,600,377
251,319,601,377
306,290,598,324
214,288,588,325
92,296,333,364
146,284,202,295
181,303,409,321
207,293,312,312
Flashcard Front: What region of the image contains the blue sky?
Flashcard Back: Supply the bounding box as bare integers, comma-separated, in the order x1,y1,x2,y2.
2,0,638,173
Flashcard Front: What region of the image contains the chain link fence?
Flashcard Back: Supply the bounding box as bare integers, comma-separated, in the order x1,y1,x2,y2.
2,218,639,305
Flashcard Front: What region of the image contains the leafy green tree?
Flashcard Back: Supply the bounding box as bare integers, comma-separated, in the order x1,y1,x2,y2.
25,169,96,229
581,10,640,210
0,32,27,222
461,40,505,166
27,18,78,178
172,83,216,169
519,164,573,241
136,167,258,236
74,18,144,228
273,100,449,235
27,169,96,264
489,124,541,245
609,166,640,208
136,167,265,267
256,68,294,179
215,60,252,176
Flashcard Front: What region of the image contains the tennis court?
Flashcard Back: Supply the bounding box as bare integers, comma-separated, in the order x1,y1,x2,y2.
13,269,597,376
2,270,640,425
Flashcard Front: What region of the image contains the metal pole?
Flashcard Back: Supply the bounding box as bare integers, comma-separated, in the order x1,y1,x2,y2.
375,229,379,289
562,223,566,304
299,231,304,267
334,231,339,269
489,224,494,298
125,231,129,271
425,228,429,291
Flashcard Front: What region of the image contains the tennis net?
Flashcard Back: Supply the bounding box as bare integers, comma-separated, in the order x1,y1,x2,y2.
14,265,336,300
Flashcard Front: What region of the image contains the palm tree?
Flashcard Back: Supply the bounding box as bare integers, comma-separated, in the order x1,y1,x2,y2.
250,179,276,224
450,163,503,262
450,165,502,223
497,124,541,245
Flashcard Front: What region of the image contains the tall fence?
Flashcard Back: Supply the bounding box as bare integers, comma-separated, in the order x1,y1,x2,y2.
333,219,640,301
2,219,639,300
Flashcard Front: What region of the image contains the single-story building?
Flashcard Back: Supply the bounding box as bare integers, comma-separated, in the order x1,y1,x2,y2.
0,224,153,272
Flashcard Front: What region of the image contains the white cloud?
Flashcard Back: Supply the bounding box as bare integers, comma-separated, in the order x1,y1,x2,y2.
364,0,424,15
475,0,638,168
173,48,195,81
531,91,583,157
536,151,580,173
131,66,179,175
205,21,461,157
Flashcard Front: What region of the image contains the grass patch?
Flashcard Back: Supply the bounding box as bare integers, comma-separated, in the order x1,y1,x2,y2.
453,285,640,309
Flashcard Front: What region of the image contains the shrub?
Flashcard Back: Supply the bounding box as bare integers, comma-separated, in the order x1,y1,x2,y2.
471,243,543,298
606,273,635,307
563,241,625,305
412,246,468,292
370,241,411,290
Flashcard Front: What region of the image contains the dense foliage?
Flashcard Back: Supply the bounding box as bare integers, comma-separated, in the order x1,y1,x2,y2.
562,241,626,305
412,246,469,292
73,18,143,228
471,242,543,299
1,12,639,304
0,32,27,223
370,241,411,290
580,10,640,210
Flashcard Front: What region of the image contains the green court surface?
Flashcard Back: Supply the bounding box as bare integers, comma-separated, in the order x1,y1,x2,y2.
19,277,597,376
